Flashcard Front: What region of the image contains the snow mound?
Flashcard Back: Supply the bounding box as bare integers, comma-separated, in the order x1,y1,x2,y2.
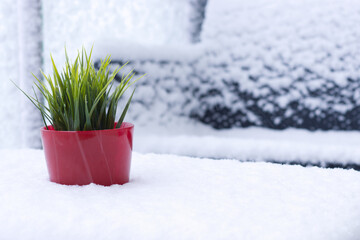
1,149,360,240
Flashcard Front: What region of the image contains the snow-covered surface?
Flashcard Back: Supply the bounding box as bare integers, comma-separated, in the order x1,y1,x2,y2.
134,124,360,166
42,0,202,72
3,0,360,149
1,149,360,239
41,0,206,132
94,0,360,130
91,42,203,127
194,0,360,129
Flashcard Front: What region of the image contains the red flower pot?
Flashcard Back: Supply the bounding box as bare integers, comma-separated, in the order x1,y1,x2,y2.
40,122,134,186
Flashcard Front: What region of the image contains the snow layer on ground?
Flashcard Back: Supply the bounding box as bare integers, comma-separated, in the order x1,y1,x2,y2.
1,149,360,240
134,124,360,166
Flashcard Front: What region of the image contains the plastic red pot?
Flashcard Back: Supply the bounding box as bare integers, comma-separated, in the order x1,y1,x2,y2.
40,122,134,186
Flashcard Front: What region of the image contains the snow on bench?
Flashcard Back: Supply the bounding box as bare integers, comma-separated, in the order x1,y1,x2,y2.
96,0,360,131
134,124,360,169
195,0,360,130
1,149,359,239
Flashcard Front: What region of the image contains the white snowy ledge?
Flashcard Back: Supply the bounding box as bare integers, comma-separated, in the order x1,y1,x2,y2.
1,149,360,240
134,126,360,168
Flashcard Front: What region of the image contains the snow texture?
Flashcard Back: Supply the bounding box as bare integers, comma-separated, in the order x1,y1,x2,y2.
17,0,43,148
42,0,208,131
0,0,42,148
1,149,360,240
92,42,203,127
189,0,208,43
134,124,360,169
3,0,360,150
42,0,205,72
100,0,360,130
194,0,360,130
0,1,21,148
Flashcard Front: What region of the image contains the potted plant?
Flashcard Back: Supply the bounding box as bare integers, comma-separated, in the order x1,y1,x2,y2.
14,47,144,186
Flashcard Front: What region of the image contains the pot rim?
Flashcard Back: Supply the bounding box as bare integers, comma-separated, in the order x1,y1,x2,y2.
40,122,134,133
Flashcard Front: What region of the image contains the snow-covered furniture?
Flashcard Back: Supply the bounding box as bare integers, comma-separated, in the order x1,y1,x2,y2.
2,0,360,149
191,0,360,130
1,149,359,239
104,0,360,131
134,125,360,170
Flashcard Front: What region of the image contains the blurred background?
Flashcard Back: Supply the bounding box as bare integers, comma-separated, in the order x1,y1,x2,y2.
1,0,360,156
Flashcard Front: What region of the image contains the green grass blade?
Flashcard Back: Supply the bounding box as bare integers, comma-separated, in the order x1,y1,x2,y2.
116,88,136,128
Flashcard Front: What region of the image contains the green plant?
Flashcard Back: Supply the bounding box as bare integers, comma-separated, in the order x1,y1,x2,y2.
14,47,144,131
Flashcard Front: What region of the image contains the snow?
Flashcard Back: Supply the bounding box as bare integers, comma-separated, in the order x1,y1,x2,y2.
1,149,360,239
90,42,204,127
16,0,43,148
134,124,360,167
1,0,206,148
88,0,360,130
41,0,206,133
42,0,203,72
0,0,42,148
2,0,360,149
0,0,21,148
191,0,360,129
